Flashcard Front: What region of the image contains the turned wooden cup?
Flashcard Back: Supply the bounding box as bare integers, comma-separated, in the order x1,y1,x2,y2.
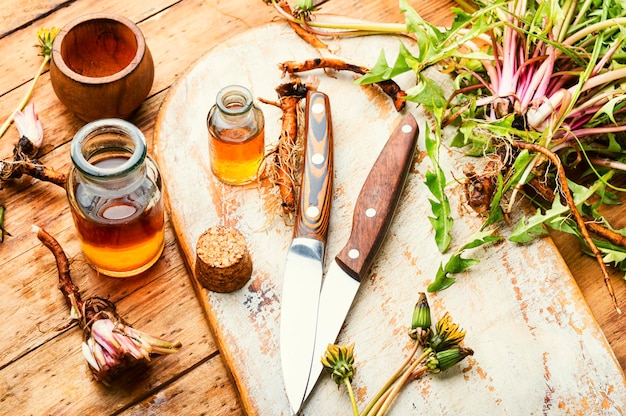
50,14,154,122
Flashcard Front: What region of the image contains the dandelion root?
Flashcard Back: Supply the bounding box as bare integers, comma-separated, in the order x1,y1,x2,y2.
0,159,66,187
511,140,621,314
262,79,315,216
35,226,182,384
0,205,10,242
278,0,329,52
1,128,66,188
35,226,84,317
279,58,407,111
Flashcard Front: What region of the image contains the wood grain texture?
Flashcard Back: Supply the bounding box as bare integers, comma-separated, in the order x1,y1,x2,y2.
335,113,418,281
294,91,333,242
154,23,626,415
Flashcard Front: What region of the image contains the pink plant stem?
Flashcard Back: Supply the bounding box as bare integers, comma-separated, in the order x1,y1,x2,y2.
527,67,626,129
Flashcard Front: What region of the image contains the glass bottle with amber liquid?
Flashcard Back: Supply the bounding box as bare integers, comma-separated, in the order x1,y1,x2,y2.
66,119,165,278
207,85,265,185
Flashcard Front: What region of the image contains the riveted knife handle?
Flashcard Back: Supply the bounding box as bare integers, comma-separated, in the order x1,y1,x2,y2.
335,113,418,282
293,90,334,243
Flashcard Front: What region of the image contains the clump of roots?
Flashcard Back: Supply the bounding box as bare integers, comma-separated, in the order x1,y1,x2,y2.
35,226,182,385
260,78,317,220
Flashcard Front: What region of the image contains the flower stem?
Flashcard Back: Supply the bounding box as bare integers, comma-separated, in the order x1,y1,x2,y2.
269,0,406,35
0,56,50,140
372,349,432,416
360,341,421,416
345,378,359,416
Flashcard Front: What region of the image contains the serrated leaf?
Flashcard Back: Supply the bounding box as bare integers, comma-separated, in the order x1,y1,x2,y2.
356,44,414,85
509,198,563,243
427,229,502,292
424,128,452,252
406,74,447,121
509,173,613,243
428,264,456,292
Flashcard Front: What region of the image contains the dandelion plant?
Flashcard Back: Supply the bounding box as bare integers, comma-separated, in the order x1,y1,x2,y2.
0,28,59,140
323,293,473,416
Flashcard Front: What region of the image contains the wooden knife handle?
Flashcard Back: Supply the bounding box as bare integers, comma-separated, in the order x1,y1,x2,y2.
293,90,334,242
335,113,418,282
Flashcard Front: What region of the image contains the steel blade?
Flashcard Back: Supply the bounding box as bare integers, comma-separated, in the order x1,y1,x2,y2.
280,238,325,414
304,260,360,398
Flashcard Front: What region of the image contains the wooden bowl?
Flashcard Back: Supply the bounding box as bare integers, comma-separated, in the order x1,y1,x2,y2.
50,14,154,122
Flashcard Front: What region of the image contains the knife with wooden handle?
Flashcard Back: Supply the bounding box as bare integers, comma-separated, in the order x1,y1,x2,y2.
303,112,419,402
280,90,333,415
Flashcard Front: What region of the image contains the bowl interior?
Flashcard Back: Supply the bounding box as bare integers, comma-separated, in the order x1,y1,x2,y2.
60,18,139,78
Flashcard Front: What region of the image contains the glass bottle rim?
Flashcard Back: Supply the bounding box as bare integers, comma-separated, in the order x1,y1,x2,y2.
215,85,253,116
71,118,147,178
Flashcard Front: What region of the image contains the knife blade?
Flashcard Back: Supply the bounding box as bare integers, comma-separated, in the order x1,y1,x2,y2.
280,90,334,415
303,112,419,401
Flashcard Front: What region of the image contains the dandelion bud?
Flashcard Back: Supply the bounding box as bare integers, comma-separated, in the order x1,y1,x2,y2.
429,347,474,373
409,292,432,341
321,343,356,385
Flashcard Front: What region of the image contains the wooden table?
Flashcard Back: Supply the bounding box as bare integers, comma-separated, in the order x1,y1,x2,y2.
1,1,624,415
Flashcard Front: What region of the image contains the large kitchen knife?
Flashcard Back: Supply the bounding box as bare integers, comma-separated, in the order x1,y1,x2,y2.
303,112,419,402
280,90,334,415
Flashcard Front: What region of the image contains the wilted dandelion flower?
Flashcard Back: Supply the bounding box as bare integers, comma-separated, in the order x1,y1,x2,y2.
428,312,466,351
36,27,59,58
321,343,356,385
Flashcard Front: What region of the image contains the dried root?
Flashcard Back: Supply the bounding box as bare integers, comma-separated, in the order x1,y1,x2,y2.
510,141,620,313
1,105,66,188
35,226,182,385
278,0,330,52
0,159,66,187
260,79,316,217
279,57,407,111
0,205,10,242
463,160,500,215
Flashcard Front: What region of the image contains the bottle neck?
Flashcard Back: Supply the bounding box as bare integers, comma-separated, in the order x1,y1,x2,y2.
216,85,254,118
70,119,147,191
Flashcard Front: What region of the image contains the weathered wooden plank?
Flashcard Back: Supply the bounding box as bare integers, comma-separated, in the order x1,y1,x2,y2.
0,216,187,363
0,0,181,97
0,0,68,38
1,0,625,415
120,357,243,416
154,22,626,415
551,225,626,367
0,255,216,415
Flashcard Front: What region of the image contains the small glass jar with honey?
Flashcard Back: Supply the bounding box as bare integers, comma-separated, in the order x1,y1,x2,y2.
66,119,165,278
207,85,265,185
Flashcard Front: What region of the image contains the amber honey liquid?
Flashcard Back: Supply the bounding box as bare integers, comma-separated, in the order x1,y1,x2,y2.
71,157,165,277
209,126,264,185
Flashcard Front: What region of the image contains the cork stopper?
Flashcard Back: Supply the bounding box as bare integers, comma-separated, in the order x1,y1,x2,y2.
194,226,252,293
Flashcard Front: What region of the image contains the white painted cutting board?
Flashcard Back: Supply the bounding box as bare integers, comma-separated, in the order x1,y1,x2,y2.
153,23,626,415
